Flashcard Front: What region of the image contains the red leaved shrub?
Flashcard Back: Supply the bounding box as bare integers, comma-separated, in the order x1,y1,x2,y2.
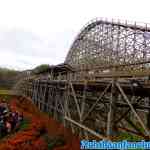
0,96,80,150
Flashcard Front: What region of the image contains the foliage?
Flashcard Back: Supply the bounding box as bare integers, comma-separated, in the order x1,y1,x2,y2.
116,131,143,141
17,118,29,131
115,132,144,150
0,92,12,101
44,134,65,150
0,97,80,150
0,67,20,90
0,90,10,95
0,68,19,76
32,64,50,74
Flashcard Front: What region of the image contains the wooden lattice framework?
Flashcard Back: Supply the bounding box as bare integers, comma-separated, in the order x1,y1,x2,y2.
14,19,150,140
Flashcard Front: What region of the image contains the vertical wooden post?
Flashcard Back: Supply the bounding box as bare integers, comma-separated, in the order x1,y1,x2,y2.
147,97,150,129
107,78,117,137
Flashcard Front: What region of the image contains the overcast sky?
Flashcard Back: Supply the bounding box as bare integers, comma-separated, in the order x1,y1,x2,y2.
0,0,150,70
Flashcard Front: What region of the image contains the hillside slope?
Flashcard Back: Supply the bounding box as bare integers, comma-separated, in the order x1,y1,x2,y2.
0,96,80,150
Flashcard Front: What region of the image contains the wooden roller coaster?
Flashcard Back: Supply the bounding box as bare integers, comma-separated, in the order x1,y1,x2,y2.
13,18,150,140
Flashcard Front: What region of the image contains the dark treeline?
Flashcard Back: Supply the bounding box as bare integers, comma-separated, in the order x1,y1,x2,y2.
0,64,51,90
32,64,50,74
0,68,20,90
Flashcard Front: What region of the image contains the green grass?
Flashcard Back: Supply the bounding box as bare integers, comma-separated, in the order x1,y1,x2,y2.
17,118,30,131
117,131,143,141
44,134,65,150
0,94,12,102
0,89,13,102
116,132,144,150
0,90,11,95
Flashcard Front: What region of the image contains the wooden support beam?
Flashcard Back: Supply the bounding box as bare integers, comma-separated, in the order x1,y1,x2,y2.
64,116,109,140
147,97,150,129
107,79,117,137
116,82,150,137
69,82,81,119
80,80,87,122
82,83,111,121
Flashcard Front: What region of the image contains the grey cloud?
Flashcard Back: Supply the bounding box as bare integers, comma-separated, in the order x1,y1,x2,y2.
0,29,47,57
0,28,77,70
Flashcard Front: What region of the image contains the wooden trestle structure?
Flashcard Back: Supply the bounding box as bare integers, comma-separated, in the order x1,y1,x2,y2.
14,18,150,139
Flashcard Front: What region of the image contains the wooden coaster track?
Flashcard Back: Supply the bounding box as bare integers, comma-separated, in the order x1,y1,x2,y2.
13,18,150,140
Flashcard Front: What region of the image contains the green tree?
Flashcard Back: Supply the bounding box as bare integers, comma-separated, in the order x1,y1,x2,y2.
33,64,50,74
